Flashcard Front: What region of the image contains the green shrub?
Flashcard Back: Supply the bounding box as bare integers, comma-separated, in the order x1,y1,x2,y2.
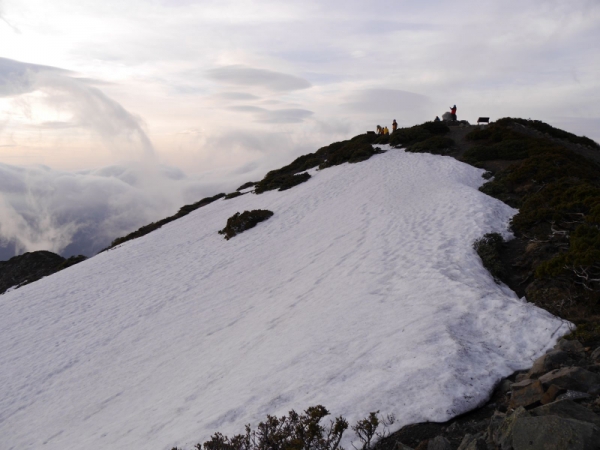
406,136,455,155
497,118,600,149
465,127,492,141
225,192,243,200
187,406,394,450
218,210,274,240
473,233,507,283
388,121,449,148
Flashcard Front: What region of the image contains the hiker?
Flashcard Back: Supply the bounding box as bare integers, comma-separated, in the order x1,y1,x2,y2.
392,120,397,132
376,125,383,135
450,105,457,121
383,126,389,135
434,116,441,122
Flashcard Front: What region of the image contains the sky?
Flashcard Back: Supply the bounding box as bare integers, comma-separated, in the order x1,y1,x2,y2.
0,0,599,257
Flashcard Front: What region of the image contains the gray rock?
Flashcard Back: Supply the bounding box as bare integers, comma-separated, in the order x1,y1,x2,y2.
591,347,600,362
588,384,600,396
427,436,451,450
527,350,574,378
555,338,585,354
510,379,544,408
496,407,530,450
457,433,487,450
511,416,600,449
487,411,506,443
529,399,600,427
556,390,591,402
539,366,600,392
395,443,414,450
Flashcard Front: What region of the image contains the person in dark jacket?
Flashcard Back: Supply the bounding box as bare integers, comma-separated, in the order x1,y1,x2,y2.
450,105,457,121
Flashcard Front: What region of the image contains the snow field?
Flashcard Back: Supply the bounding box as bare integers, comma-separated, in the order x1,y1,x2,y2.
0,148,570,450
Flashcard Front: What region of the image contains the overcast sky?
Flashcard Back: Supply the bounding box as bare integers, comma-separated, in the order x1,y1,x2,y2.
0,0,599,257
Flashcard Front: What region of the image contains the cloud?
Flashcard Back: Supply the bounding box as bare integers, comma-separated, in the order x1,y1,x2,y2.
0,161,239,259
215,92,261,101
228,105,314,123
207,65,311,92
343,89,432,114
0,57,154,157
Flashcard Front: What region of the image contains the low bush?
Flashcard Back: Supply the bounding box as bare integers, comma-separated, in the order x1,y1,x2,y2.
225,192,243,200
473,233,507,283
172,406,394,450
218,210,274,240
389,121,449,148
406,136,455,155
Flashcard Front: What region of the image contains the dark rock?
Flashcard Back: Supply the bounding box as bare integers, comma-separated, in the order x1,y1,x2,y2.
588,384,600,396
509,379,544,408
496,407,530,450
0,250,86,295
555,338,585,354
218,210,274,240
529,399,600,427
457,433,487,450
591,347,600,362
540,384,566,405
527,350,575,378
511,416,600,450
427,436,451,450
539,367,600,392
556,390,591,402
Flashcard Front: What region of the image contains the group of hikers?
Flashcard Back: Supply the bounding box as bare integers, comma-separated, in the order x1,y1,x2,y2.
376,119,397,135
378,105,457,135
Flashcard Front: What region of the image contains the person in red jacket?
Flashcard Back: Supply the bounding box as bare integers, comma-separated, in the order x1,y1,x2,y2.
450,105,457,121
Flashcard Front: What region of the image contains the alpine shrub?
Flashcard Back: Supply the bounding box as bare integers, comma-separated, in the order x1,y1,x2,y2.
473,233,507,283
219,210,274,240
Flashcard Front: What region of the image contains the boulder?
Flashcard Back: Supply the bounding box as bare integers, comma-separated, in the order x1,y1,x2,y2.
457,433,487,450
555,338,585,354
527,350,575,378
540,384,565,405
496,407,530,450
529,399,600,427
556,390,591,402
427,436,451,450
511,416,600,450
538,367,600,392
591,346,600,362
509,379,544,408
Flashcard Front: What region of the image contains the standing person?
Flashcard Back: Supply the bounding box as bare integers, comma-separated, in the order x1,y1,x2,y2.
383,126,389,135
392,119,397,132
450,105,457,121
376,125,383,135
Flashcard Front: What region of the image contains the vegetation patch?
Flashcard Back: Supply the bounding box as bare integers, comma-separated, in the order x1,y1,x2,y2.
218,210,274,240
172,406,395,450
464,118,600,323
389,121,450,148
237,182,256,191
406,136,455,155
473,233,507,283
224,192,243,200
105,193,225,250
254,134,382,194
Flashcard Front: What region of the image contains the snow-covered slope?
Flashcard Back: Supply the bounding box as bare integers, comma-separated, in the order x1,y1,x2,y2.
0,148,569,450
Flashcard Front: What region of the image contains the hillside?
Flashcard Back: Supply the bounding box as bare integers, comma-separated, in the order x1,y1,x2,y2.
0,143,570,450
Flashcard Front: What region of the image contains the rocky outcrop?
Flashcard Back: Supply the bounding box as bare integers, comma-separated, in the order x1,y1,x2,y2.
376,338,600,450
0,251,86,294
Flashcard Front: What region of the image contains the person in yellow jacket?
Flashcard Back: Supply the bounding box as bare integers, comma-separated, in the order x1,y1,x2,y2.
392,119,397,132
383,126,389,135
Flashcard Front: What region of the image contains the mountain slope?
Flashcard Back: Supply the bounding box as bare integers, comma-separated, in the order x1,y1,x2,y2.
0,148,569,450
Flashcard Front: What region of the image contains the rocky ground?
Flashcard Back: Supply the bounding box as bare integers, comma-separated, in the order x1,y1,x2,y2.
375,338,600,450
0,251,85,295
